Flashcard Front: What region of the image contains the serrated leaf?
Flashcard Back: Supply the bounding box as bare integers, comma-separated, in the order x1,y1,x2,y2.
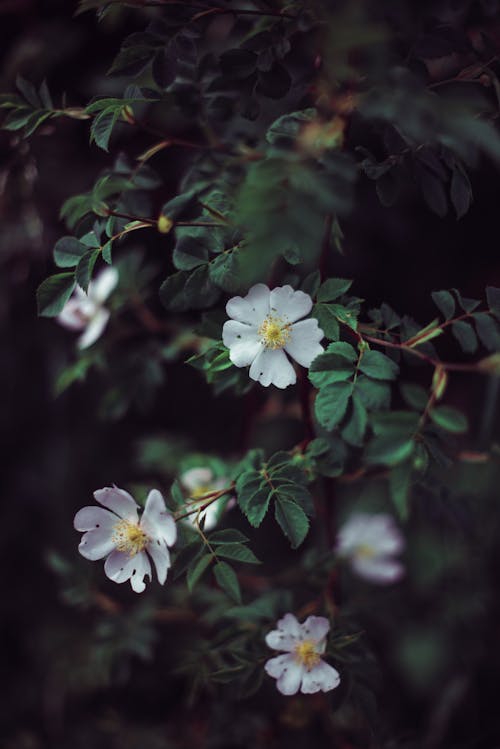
236,472,270,527
359,350,399,380
365,436,415,466
209,529,250,545
37,273,76,317
53,236,88,268
451,320,478,354
173,541,203,580
317,277,353,303
312,303,340,341
431,290,455,320
474,312,500,351
75,249,100,292
215,543,260,564
187,554,212,591
314,381,352,430
341,394,368,446
274,497,309,548
213,561,241,603
429,406,468,433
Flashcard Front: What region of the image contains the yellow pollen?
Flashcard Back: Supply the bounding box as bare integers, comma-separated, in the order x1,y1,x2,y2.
356,544,376,560
190,484,213,500
258,314,291,349
112,519,148,557
294,640,320,670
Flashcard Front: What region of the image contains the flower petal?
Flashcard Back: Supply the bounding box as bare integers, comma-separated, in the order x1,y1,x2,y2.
300,660,340,694
266,612,302,650
57,299,89,331
89,266,119,304
104,548,151,591
78,528,115,560
140,489,177,547
284,319,324,368
181,467,214,491
337,513,404,556
222,320,262,367
249,348,296,389
300,615,330,645
264,653,294,678
77,308,110,349
74,506,117,531
94,486,138,521
269,286,313,323
226,283,270,325
352,555,405,584
276,661,304,696
147,538,171,585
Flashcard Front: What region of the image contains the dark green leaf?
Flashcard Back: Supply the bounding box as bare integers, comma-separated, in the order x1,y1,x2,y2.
187,553,213,591
451,320,478,354
365,436,415,466
213,561,241,603
215,544,261,564
53,236,88,268
274,497,309,548
358,350,399,380
75,249,100,292
37,273,76,317
474,312,500,351
431,290,455,320
429,406,468,433
389,460,413,520
317,278,353,303
315,381,352,430
209,529,250,545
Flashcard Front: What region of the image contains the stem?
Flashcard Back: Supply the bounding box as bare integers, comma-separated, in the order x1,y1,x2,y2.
174,485,234,522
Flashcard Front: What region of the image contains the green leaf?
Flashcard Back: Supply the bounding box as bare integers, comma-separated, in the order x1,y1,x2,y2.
301,270,321,297
102,240,113,264
215,543,261,564
365,436,415,467
187,554,213,591
213,561,242,603
341,394,368,446
309,344,356,389
173,228,210,270
314,381,352,430
173,541,203,580
209,251,242,293
400,383,429,410
266,108,316,147
236,471,270,527
451,320,478,354
317,278,353,303
209,529,250,545
75,249,100,292
274,497,309,548
371,410,420,436
90,107,120,152
355,375,391,410
474,312,500,351
312,303,340,341
37,273,76,317
429,406,468,433
358,350,399,380
159,270,190,311
431,290,455,320
53,236,89,268
486,287,500,319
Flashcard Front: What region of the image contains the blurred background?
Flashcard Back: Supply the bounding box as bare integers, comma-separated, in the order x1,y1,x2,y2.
3,1,500,748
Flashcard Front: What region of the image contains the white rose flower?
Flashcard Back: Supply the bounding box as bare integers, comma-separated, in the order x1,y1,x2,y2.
57,266,119,349
336,512,405,584
222,283,324,389
74,485,177,593
264,613,340,696
180,467,233,531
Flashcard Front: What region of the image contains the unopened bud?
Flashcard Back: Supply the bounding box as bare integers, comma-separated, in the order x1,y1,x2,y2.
157,215,174,234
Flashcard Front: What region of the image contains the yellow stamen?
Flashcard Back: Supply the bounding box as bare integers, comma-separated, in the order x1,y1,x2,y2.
293,640,320,670
356,544,376,559
112,519,148,557
258,314,291,349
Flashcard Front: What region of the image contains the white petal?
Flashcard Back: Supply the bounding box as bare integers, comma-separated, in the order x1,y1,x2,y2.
336,513,374,555
226,283,270,325
269,286,313,323
94,486,138,521
222,320,262,367
104,548,152,591
181,467,214,491
73,506,118,531
352,555,405,584
284,319,324,368
89,266,119,303
300,616,330,644
78,528,115,560
57,299,89,331
361,514,405,554
147,537,171,584
130,550,152,593
77,308,110,349
249,348,296,389
276,661,304,695
265,612,302,650
140,489,177,546
300,661,340,694
264,653,294,678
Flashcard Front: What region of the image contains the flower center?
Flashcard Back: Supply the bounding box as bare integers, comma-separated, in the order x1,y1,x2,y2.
293,640,320,670
112,519,149,556
258,314,291,349
190,484,213,500
356,544,376,560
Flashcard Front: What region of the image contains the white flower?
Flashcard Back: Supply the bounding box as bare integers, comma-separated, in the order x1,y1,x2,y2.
57,266,119,349
180,467,233,531
222,284,324,389
74,485,177,593
336,512,405,584
264,613,340,696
